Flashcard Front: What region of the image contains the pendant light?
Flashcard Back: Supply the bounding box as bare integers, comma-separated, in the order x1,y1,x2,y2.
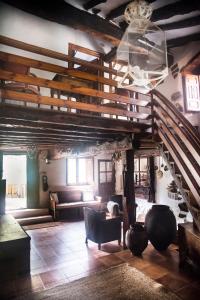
117,0,168,94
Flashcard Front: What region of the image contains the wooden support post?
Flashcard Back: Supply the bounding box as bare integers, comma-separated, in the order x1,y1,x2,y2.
150,92,155,137
149,156,155,203
0,179,6,215
123,149,136,248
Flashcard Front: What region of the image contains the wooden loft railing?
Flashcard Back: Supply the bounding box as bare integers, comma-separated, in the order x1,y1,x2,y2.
152,90,200,231
0,35,151,125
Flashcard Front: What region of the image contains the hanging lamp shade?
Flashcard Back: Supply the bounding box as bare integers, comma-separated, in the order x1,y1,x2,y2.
117,0,168,94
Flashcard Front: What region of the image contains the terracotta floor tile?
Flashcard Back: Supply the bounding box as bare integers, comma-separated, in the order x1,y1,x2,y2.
39,269,67,288
156,273,190,292
141,263,169,280
114,249,133,261
175,283,200,300
2,220,200,300
98,253,124,267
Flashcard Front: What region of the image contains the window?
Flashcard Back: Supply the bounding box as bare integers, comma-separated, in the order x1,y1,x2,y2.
134,157,149,186
66,157,93,185
99,160,113,184
184,74,200,112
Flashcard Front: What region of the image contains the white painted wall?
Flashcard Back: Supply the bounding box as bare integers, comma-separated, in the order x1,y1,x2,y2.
157,41,200,126
0,2,99,59
38,152,112,207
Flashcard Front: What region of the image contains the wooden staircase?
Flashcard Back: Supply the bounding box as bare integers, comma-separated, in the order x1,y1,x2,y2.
152,89,200,231
8,208,53,225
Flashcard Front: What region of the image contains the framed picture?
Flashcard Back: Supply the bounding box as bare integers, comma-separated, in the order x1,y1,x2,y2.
183,74,200,112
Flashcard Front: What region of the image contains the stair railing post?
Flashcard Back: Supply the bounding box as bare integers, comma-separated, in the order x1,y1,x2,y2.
150,92,155,138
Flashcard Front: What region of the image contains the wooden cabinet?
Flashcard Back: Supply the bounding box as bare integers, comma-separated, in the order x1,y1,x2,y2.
178,222,200,270
0,215,31,281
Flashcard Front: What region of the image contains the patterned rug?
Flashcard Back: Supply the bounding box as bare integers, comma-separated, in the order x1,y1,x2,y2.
16,263,181,300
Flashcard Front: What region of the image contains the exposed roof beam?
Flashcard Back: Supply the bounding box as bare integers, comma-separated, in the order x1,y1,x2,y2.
0,104,148,133
0,127,112,141
0,133,97,143
167,32,200,48
2,0,122,45
181,51,200,74
0,118,127,136
159,15,200,31
83,0,106,10
151,1,200,22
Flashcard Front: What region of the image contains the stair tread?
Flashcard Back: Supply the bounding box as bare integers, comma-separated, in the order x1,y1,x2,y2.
17,215,52,221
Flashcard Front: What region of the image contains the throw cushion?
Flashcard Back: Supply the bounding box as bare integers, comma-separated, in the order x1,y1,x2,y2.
107,201,120,217
57,190,82,203
83,191,94,202
50,192,59,204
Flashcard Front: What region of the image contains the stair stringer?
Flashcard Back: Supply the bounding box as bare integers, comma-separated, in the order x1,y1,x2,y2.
159,144,200,232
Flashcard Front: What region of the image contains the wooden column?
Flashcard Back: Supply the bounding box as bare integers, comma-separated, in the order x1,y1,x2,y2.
0,179,6,215
123,149,136,248
149,156,156,202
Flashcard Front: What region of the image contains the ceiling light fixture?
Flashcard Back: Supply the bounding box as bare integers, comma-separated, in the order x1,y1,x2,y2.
117,0,168,94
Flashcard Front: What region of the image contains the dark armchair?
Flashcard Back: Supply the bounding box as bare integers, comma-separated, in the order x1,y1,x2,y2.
83,207,121,250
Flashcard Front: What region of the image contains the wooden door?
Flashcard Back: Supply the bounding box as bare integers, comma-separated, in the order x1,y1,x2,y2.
98,160,115,202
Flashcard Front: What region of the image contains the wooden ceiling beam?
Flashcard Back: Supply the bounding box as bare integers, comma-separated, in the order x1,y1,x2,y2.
181,51,200,74
167,32,200,48
0,141,93,149
2,0,122,45
0,104,148,132
0,133,97,143
83,0,106,10
0,118,126,136
0,126,116,140
151,1,200,22
0,128,110,141
159,15,200,31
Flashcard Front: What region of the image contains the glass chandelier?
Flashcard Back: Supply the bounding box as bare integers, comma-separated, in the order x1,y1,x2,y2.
117,0,168,94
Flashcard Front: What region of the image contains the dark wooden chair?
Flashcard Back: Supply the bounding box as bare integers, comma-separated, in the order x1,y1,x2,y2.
83,207,121,250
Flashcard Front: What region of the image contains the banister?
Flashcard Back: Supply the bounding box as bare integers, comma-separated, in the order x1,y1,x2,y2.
153,90,200,149
153,104,200,167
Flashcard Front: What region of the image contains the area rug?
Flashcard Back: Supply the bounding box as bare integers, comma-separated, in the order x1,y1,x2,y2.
22,222,62,231
16,263,181,300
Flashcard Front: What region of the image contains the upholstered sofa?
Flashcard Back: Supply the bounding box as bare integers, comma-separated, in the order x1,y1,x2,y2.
49,189,101,220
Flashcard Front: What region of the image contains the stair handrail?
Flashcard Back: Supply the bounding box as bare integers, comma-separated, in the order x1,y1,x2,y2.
152,89,200,153
152,89,200,207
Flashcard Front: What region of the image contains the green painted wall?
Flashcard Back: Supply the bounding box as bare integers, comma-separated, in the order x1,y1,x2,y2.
27,155,39,208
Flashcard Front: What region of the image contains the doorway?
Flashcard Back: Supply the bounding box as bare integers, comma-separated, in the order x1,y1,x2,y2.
98,159,115,202
3,154,27,210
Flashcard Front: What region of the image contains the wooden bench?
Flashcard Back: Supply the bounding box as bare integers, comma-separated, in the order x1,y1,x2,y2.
49,190,101,220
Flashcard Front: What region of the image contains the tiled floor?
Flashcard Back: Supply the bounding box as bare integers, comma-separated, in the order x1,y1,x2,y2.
1,220,200,299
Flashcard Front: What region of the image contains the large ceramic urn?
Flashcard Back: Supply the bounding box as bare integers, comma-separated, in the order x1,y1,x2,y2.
145,205,176,251
125,223,148,256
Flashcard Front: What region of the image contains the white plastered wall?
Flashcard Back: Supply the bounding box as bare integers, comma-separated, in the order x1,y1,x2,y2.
38,152,112,207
